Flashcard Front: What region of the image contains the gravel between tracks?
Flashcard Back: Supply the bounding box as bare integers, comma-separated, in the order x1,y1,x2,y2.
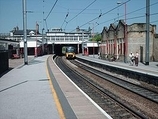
71,59,158,119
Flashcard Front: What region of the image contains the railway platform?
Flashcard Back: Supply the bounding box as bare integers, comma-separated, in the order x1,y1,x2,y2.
0,55,111,119
76,54,158,85
0,55,60,119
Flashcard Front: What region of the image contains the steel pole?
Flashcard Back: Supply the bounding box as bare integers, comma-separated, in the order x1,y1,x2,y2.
124,2,128,63
42,28,44,55
92,23,94,57
23,0,28,65
35,22,37,57
145,0,150,65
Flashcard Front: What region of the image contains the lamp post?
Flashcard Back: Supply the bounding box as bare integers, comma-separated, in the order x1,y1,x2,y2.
117,1,121,23
42,28,44,55
116,1,128,63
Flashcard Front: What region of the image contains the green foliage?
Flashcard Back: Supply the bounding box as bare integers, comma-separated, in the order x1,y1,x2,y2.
90,33,101,42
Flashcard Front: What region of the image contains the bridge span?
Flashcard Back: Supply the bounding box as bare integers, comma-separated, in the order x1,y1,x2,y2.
46,28,90,55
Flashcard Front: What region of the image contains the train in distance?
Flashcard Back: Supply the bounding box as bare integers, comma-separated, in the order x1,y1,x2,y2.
62,46,76,59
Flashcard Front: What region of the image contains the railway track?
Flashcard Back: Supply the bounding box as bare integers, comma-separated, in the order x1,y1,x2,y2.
71,59,158,118
71,60,158,104
54,56,158,119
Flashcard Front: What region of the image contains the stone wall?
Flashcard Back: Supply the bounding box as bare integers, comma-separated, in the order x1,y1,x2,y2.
153,34,158,61
127,23,155,62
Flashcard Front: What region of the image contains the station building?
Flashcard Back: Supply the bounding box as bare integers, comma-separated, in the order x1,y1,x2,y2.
9,24,46,57
100,20,158,62
2,25,97,57
2,21,158,62
46,27,91,55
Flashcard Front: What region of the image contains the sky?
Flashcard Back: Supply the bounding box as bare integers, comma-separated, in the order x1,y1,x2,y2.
0,0,158,34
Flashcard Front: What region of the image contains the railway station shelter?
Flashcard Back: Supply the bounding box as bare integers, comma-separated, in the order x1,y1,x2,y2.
82,41,99,56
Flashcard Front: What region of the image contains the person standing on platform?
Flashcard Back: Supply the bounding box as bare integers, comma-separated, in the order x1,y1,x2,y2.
135,52,139,66
129,52,135,66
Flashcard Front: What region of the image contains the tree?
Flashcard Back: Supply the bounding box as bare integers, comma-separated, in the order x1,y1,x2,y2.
90,33,101,42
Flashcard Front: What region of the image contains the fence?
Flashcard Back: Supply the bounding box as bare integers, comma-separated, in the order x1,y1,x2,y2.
0,50,9,74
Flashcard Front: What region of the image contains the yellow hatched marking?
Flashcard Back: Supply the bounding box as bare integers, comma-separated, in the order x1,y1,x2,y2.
46,64,65,119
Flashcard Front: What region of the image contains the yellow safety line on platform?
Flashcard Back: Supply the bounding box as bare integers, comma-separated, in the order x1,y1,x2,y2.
46,64,65,119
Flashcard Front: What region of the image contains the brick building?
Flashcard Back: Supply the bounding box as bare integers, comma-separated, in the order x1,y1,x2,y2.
100,20,158,62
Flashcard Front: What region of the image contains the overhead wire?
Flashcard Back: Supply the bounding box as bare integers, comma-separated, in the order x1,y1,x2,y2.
93,0,158,31
70,0,131,32
126,12,158,22
61,11,69,29
43,0,158,32
44,19,48,31
64,22,68,30
151,19,158,23
45,0,59,20
120,0,158,19
44,0,59,31
65,0,96,30
79,0,158,33
67,0,96,23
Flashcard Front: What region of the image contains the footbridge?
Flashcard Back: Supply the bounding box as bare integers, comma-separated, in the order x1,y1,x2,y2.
46,29,91,54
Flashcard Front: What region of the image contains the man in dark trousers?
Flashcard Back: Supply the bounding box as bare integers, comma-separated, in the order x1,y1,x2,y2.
135,52,139,66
